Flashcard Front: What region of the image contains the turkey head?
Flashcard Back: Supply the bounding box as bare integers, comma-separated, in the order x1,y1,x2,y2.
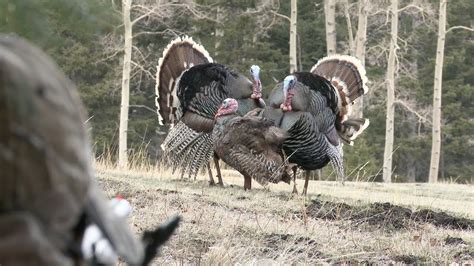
215,98,238,118
250,65,262,99
280,75,297,111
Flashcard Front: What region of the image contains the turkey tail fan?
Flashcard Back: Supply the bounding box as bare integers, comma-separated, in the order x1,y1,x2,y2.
337,118,370,145
160,121,214,180
310,55,368,118
160,81,225,179
155,36,213,125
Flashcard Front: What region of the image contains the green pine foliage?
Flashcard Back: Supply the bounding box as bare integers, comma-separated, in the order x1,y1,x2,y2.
1,0,472,182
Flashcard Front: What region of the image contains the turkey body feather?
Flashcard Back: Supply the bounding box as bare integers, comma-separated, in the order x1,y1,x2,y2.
213,108,291,188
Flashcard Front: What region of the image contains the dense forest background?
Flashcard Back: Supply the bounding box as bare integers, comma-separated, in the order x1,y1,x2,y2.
1,0,472,183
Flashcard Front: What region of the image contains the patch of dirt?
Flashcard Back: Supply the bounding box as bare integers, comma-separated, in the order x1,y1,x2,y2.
304,199,474,230
412,209,473,230
187,237,214,254
236,196,250,200
453,248,474,263
261,233,322,259
174,235,216,264
305,200,354,220
444,236,466,245
351,202,413,229
392,255,424,264
270,192,293,201
155,188,180,195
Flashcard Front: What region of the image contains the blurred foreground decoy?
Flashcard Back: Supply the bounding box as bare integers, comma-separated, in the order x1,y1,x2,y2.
0,34,179,265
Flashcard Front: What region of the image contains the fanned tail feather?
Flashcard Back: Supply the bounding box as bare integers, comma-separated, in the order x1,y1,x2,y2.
310,55,368,119
337,118,370,145
311,55,370,145
161,121,213,180
156,36,213,125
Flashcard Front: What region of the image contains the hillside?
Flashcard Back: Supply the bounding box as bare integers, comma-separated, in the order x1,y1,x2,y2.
97,167,474,264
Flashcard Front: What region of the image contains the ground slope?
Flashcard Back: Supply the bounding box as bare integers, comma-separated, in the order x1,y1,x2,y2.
97,168,474,265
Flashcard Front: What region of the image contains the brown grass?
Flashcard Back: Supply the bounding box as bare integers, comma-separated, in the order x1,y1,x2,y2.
95,164,474,265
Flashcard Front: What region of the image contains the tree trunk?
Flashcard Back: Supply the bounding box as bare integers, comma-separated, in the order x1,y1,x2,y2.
215,6,224,55
354,0,367,65
118,0,132,169
324,0,336,55
382,0,398,183
352,0,368,118
429,0,447,183
342,0,355,55
289,0,297,73
297,33,303,71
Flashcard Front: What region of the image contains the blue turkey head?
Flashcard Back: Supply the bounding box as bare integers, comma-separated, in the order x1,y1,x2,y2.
281,75,297,111
250,65,262,99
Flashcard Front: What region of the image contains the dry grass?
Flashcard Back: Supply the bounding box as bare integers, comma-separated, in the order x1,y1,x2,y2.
95,164,474,265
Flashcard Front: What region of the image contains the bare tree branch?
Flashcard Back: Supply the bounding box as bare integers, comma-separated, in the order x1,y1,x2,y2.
130,105,157,114
133,30,169,38
398,4,424,13
131,60,155,80
446,25,474,33
270,10,291,23
96,48,123,64
394,100,431,125
131,6,160,25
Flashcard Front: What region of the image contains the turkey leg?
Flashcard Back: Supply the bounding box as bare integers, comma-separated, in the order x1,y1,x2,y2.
302,170,310,196
214,154,224,186
291,166,298,194
207,162,216,186
243,175,252,190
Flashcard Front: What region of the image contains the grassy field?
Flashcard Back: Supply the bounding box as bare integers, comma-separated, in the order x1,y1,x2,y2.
96,165,474,265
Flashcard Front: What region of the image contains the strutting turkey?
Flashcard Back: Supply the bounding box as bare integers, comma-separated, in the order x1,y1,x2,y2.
156,36,265,184
213,98,292,190
263,55,369,195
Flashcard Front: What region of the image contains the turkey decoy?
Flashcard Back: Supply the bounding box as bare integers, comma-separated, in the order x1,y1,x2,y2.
0,35,179,266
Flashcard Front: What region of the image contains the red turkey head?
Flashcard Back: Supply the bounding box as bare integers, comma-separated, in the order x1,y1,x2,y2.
250,65,262,99
280,75,297,111
215,98,238,119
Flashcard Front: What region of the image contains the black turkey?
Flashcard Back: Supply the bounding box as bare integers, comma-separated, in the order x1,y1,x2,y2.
213,98,292,190
264,55,369,195
156,36,265,183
